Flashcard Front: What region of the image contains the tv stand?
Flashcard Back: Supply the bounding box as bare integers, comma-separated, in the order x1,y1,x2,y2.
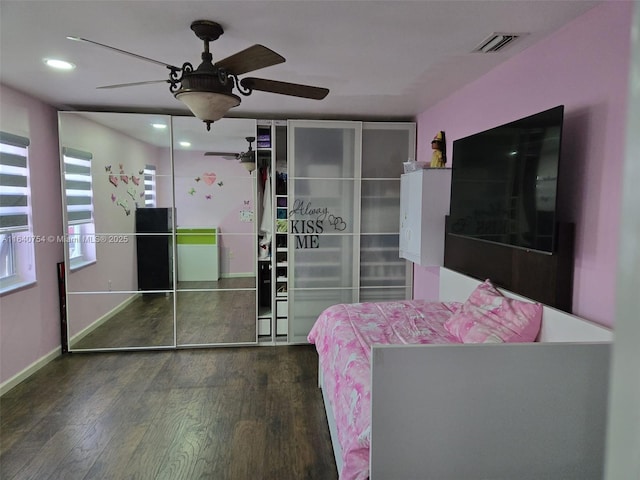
444,221,574,312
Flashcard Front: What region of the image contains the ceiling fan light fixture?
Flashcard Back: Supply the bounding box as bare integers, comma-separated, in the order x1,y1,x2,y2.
240,158,257,172
174,90,240,128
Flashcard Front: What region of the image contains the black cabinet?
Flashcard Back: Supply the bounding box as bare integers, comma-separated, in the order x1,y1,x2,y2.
135,208,173,291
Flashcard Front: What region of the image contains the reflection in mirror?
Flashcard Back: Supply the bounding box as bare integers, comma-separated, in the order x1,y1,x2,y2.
67,292,175,349
59,111,174,350
172,116,257,345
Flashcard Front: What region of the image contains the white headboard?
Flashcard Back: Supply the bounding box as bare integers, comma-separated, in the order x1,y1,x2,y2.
439,267,613,342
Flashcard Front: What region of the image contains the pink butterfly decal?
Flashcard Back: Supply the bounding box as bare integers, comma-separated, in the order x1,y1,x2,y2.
120,175,129,184
202,172,217,186
109,175,119,187
131,176,140,186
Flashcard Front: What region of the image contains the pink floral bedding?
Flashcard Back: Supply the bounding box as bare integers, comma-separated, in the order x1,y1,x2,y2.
307,300,462,480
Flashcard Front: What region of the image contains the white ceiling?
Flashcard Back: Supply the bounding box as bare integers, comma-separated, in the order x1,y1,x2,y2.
1,0,600,128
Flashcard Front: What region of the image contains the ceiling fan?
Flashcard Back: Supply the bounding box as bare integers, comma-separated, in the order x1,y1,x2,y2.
67,19,329,130
205,136,255,162
204,136,257,171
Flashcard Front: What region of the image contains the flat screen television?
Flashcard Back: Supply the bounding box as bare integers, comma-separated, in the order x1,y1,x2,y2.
448,105,564,254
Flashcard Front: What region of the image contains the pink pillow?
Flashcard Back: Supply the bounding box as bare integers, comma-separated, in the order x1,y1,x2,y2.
444,279,542,343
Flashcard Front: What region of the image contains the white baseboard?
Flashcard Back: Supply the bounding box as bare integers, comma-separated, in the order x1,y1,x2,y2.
0,346,61,396
1,293,142,396
221,273,254,279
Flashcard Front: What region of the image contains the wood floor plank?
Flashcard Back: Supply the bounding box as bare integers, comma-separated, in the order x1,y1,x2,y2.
154,387,223,480
0,346,337,480
121,387,196,480
9,424,86,480
227,419,267,478
78,424,148,480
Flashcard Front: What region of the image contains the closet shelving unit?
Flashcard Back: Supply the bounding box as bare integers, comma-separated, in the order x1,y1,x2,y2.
257,121,273,339
273,121,289,340
257,120,289,343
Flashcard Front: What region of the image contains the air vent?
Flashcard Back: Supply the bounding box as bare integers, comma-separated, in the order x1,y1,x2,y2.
473,33,522,53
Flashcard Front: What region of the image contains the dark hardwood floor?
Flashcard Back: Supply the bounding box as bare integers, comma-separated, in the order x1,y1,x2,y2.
0,346,338,480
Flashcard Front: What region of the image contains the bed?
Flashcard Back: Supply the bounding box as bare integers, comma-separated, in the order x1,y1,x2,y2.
308,267,613,480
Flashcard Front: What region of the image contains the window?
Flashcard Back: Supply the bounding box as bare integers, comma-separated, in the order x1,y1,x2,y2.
144,164,157,207
63,147,96,269
0,131,36,293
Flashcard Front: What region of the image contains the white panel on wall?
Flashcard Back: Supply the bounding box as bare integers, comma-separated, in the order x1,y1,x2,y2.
399,168,451,266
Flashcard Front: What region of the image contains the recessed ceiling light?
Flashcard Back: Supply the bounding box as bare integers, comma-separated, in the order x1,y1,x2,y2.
179,141,191,147
44,58,76,70
152,123,167,130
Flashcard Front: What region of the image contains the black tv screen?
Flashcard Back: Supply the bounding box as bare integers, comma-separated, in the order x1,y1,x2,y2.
449,105,564,254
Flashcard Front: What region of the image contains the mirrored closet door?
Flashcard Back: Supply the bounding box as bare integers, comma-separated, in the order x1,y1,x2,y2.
59,112,175,350
172,116,257,346
59,112,258,351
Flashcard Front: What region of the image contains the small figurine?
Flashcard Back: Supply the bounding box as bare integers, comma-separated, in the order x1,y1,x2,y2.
430,131,447,168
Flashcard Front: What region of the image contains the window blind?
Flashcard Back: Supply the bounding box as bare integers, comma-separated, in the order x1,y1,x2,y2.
144,164,156,207
0,132,30,233
63,147,94,225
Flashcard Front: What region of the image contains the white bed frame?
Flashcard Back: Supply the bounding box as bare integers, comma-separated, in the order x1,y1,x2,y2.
319,267,613,479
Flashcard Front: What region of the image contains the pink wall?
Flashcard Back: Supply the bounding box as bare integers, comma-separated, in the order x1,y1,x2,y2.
0,85,64,384
413,2,633,328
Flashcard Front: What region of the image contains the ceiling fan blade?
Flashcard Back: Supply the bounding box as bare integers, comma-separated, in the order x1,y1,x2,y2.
204,151,239,159
215,45,285,75
240,78,329,100
97,80,169,89
67,36,179,69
